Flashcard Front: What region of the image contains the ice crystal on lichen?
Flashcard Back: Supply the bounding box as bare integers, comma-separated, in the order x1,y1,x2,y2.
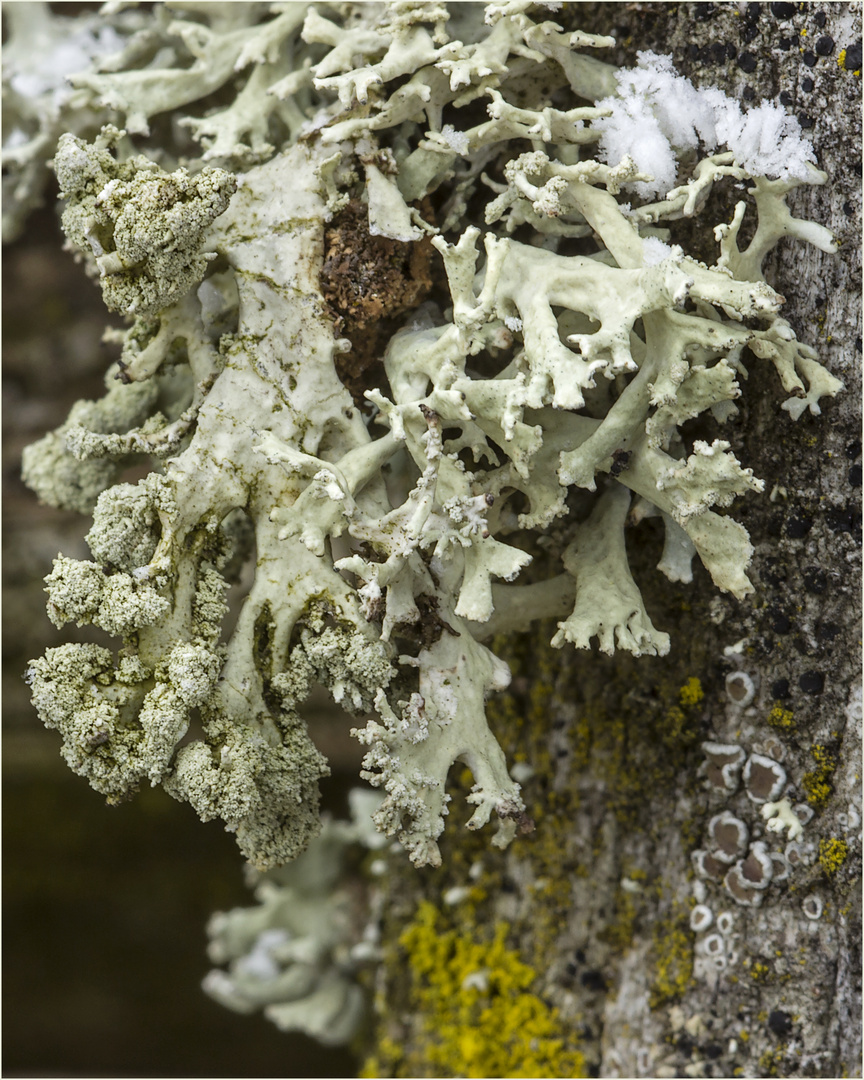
12,1,841,872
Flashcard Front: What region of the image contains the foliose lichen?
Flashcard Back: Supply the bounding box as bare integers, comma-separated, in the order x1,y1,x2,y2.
202,788,387,1046
11,2,842,877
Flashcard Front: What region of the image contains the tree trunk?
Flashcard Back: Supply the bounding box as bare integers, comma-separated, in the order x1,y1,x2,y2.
363,6,862,1078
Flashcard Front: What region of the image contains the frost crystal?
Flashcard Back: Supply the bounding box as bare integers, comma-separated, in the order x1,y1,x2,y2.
596,50,818,198
14,2,841,872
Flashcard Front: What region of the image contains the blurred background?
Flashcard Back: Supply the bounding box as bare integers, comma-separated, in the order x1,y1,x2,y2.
3,200,363,1077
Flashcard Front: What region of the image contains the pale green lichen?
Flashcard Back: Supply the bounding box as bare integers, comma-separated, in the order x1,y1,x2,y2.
203,789,386,1046
15,3,841,879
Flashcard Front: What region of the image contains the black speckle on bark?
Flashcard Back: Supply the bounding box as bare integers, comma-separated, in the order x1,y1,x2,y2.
799,670,825,694
785,513,813,538
768,1010,794,1036
771,678,791,699
802,566,828,594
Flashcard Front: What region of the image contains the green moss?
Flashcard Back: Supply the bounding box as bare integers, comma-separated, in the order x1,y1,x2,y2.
365,901,586,1079
818,837,848,877
802,745,837,807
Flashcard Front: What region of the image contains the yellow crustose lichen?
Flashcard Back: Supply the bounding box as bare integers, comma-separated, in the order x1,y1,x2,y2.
379,901,586,1079
649,906,694,1009
802,744,837,807
678,677,705,708
767,703,795,730
818,837,848,877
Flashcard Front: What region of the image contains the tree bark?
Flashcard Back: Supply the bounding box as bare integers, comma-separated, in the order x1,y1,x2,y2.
363,6,862,1078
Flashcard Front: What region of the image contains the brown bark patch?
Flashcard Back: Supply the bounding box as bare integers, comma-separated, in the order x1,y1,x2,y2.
320,198,436,406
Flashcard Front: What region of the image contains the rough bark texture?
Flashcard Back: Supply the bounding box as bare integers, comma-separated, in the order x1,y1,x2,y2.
362,5,862,1078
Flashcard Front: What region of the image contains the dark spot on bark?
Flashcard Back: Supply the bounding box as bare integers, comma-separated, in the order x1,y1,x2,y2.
813,12,827,28
801,475,842,521
816,621,839,642
780,90,794,106
785,513,812,539
688,43,701,60
802,566,828,594
846,439,861,458
581,970,607,992
694,3,717,20
843,201,855,215
320,197,437,407
815,35,834,56
849,463,862,487
802,76,815,91
771,2,796,18
709,41,727,64
762,557,787,585
778,36,794,50
743,84,756,100
770,609,792,634
797,112,814,129
802,50,817,67
768,1010,793,1036
765,513,785,538
738,51,757,73
845,41,862,70
705,1043,723,1059
742,24,759,44
771,678,791,699
799,670,824,694
677,1034,697,1057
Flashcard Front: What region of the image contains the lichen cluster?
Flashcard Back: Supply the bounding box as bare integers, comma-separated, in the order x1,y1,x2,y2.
9,2,842,874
